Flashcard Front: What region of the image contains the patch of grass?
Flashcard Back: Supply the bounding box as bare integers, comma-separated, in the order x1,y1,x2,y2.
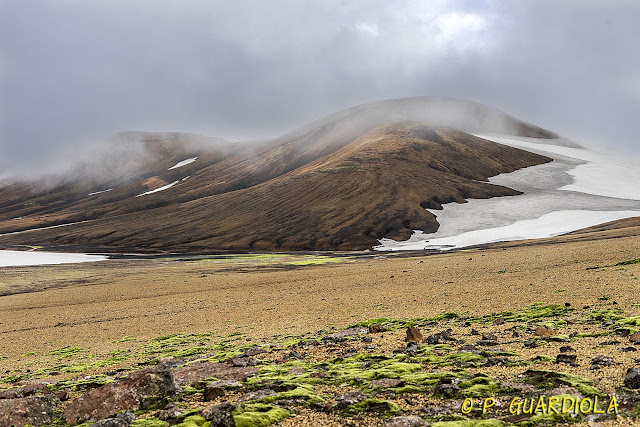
129,418,169,427
523,369,603,397
458,374,501,397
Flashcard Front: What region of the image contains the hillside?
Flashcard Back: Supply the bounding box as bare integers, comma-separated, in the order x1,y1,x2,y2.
0,97,554,251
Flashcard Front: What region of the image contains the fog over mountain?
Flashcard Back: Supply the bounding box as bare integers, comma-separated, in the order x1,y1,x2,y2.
1,1,638,176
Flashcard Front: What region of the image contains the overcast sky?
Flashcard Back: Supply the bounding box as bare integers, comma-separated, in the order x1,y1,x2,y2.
1,0,638,174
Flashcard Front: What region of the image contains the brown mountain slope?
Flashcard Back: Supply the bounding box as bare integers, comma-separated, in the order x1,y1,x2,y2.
0,122,551,250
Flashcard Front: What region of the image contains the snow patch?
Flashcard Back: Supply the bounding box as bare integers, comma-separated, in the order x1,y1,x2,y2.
136,176,189,197
375,210,640,251
168,157,197,170
88,188,112,196
0,250,108,267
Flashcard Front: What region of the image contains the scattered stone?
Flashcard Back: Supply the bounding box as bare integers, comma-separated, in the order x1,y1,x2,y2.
426,329,453,344
591,355,614,369
405,326,423,343
227,355,260,367
546,386,582,397
624,368,640,389
512,330,520,338
559,346,576,353
0,396,57,427
201,402,235,426
470,329,480,335
476,340,498,346
370,378,404,388
204,380,243,401
91,418,129,427
241,346,267,357
534,327,554,337
382,415,429,427
369,324,387,333
620,346,638,352
459,344,476,351
432,383,459,398
501,383,538,396
287,351,303,359
485,357,511,367
481,332,497,341
493,318,505,326
287,367,305,375
63,364,178,423
630,332,640,344
236,388,277,404
556,353,578,366
157,358,185,369
421,405,454,416
524,340,540,348
54,390,69,401
361,336,372,343
335,391,367,410
327,327,368,340
173,361,258,386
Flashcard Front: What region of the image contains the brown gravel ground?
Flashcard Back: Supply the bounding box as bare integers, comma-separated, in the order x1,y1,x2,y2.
1,225,640,426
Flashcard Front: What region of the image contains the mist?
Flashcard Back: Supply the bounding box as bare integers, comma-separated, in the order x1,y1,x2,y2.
1,1,638,176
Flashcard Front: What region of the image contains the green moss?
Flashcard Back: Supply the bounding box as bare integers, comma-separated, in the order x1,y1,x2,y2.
529,355,555,364
523,369,603,397
345,398,401,416
615,258,640,266
48,346,83,358
173,415,209,427
575,332,610,338
458,375,501,397
129,418,169,427
432,419,505,427
259,384,324,404
471,304,570,325
233,403,290,427
583,308,625,322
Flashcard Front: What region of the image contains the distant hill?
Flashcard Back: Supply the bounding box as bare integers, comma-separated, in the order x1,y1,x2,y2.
0,97,554,251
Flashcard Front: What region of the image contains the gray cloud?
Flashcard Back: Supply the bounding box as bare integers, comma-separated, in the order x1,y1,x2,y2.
1,0,638,175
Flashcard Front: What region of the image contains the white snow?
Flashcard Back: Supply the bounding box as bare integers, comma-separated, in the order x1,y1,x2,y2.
375,134,640,251
88,188,112,196
0,250,108,267
474,134,640,201
0,220,91,237
168,157,197,170
375,210,640,251
136,177,189,197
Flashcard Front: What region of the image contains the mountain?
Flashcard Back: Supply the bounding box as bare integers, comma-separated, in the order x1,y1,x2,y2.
0,97,554,251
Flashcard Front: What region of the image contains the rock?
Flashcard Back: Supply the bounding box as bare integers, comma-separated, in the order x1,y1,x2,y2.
287,367,305,375
115,411,136,423
369,324,387,333
370,378,404,388
63,364,177,423
173,361,258,386
476,340,498,346
157,405,184,421
0,382,50,400
327,327,368,340
421,405,454,416
204,380,243,401
620,346,637,352
241,346,266,357
91,418,129,427
630,332,640,344
556,353,578,366
227,356,260,367
559,346,576,353
236,388,277,404
334,391,367,410
501,383,538,396
481,332,497,341
524,340,540,348
201,402,235,426
0,396,57,427
512,330,520,338
534,327,554,337
493,318,505,325
405,326,423,343
287,351,303,359
425,329,453,345
382,415,429,426
624,368,640,389
591,355,614,369
470,329,480,335
362,336,372,343
485,357,511,367
432,383,459,398
54,391,69,401
157,358,185,369
459,344,476,351
546,386,582,397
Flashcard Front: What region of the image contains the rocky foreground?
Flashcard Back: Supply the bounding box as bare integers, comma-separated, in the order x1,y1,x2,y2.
3,299,640,427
